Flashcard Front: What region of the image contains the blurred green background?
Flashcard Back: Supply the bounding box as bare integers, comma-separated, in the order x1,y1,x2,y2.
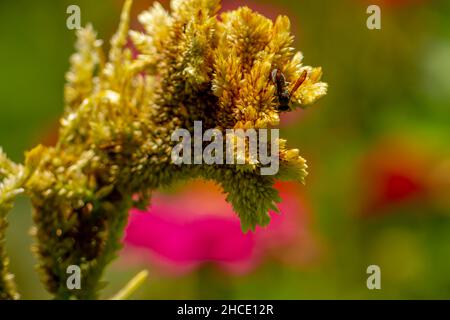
1,0,450,299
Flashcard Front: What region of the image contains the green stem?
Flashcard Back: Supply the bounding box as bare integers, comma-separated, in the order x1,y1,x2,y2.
110,270,148,300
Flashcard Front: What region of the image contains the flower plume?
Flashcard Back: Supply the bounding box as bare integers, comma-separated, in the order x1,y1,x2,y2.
0,0,326,299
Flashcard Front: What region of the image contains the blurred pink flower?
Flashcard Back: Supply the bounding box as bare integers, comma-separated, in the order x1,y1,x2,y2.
123,181,320,275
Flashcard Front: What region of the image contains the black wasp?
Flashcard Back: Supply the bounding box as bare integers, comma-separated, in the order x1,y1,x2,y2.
271,69,308,111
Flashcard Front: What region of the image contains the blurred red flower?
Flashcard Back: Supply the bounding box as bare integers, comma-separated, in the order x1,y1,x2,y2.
359,139,431,216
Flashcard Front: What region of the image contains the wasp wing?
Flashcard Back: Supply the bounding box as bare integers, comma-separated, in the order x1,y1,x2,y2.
290,70,308,98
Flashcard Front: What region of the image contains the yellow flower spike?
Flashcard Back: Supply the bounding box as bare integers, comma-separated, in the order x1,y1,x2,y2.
285,149,300,161
244,121,254,130
65,24,101,112
0,0,327,300
310,67,323,82
138,2,173,41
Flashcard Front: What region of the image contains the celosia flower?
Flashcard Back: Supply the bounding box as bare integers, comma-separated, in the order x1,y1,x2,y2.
124,181,319,274
0,147,40,300
0,149,24,300
12,0,327,299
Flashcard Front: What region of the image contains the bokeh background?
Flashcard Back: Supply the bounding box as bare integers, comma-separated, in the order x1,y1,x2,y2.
1,0,450,299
